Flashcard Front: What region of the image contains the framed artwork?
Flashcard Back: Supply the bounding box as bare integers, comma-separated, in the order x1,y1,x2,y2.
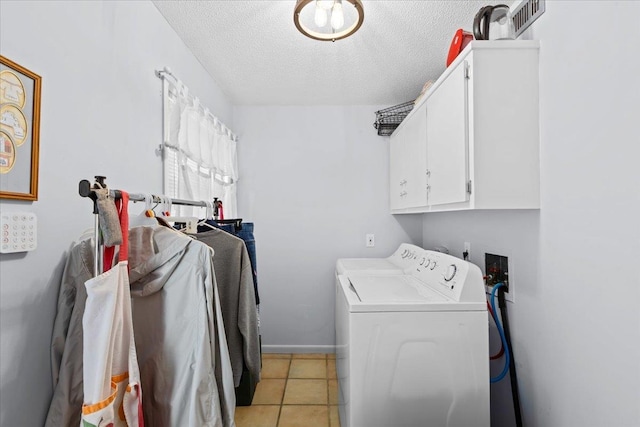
0,55,41,201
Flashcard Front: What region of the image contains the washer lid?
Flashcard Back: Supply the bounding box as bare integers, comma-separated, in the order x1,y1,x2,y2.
349,275,448,303
342,275,486,312
336,258,403,275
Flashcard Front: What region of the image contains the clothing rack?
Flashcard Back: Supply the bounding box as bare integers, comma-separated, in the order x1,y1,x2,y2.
79,176,221,277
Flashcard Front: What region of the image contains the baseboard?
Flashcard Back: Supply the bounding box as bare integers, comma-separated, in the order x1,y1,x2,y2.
262,344,336,354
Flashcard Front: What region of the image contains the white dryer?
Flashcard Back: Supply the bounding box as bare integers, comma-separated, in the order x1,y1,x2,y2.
335,250,490,427
336,243,423,276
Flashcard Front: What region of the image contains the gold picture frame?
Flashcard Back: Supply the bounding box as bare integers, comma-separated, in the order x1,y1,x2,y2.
0,55,41,201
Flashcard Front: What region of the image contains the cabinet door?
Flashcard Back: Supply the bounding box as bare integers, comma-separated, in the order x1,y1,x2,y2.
389,102,427,210
426,60,469,206
389,125,405,210
404,102,428,208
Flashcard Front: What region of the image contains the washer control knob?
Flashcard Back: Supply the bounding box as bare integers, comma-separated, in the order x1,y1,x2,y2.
444,264,458,282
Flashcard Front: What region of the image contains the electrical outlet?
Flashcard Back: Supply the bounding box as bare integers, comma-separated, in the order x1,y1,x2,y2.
366,234,375,247
485,253,509,292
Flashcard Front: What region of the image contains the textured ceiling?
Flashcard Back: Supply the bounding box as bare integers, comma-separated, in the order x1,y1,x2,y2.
153,0,499,106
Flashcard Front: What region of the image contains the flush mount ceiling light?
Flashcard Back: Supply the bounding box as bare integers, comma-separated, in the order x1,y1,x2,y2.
294,0,364,42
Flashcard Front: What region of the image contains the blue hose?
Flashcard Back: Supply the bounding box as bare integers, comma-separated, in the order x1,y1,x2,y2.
490,283,510,383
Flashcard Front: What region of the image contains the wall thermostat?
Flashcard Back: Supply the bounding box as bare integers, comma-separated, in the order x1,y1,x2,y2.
1,212,37,253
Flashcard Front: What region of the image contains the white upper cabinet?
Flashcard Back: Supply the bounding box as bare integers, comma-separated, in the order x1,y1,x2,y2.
390,41,540,214
389,101,427,210
426,61,469,207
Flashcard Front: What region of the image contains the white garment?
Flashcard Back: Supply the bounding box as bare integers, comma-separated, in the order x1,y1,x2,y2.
82,192,143,427
82,259,143,427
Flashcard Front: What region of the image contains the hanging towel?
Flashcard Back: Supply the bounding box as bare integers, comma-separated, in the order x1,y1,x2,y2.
81,192,144,427
94,185,123,247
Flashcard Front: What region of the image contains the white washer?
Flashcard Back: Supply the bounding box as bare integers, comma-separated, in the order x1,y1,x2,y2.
335,250,490,427
336,243,423,276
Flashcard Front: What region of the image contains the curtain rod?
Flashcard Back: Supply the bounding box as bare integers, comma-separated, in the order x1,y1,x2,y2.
155,67,237,142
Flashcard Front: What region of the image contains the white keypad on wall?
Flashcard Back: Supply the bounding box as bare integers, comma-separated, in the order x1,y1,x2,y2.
1,212,37,253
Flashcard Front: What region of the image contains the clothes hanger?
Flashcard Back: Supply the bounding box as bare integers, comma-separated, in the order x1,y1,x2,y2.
160,195,199,233
209,199,243,231
197,201,217,231
129,193,159,227
216,218,243,231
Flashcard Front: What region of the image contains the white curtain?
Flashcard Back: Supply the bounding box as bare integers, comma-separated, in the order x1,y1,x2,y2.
162,75,238,218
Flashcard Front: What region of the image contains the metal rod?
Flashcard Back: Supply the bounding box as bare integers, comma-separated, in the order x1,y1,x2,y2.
81,178,217,279
161,75,169,193
93,214,100,277
161,144,235,185
80,180,215,209
117,191,212,208
498,288,523,427
98,239,104,275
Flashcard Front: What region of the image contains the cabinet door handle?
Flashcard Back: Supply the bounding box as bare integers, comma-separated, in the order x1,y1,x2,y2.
400,179,407,185
400,191,407,197
426,185,431,191
425,170,431,177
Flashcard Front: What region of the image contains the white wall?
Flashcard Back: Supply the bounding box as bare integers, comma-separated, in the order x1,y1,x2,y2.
4,1,638,426
0,1,232,425
423,2,640,427
234,105,423,351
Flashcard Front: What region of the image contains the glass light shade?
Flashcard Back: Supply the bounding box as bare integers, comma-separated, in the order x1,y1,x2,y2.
294,0,364,42
314,5,328,27
331,1,345,30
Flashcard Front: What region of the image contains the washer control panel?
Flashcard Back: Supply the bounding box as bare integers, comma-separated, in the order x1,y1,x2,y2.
413,250,470,301
1,212,37,253
388,243,425,271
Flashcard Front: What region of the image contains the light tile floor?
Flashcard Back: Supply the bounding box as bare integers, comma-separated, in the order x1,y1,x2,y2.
235,353,340,427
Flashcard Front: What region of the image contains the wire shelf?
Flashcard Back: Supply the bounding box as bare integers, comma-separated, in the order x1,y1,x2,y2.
373,101,415,136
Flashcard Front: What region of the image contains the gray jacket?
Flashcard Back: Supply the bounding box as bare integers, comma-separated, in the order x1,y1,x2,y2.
195,229,260,387
46,226,236,427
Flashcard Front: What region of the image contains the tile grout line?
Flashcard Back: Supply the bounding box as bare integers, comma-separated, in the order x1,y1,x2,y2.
276,354,292,427
324,356,331,427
